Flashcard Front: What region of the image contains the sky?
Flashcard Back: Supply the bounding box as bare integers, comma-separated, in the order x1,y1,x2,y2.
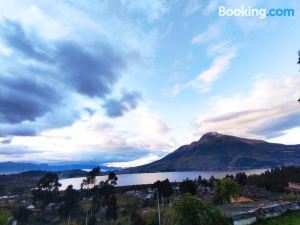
0,0,300,167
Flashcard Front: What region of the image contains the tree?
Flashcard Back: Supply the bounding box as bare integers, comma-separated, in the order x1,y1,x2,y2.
246,166,300,192
179,179,197,195
235,172,247,185
81,166,100,190
14,206,31,223
91,172,118,223
213,178,241,204
32,173,61,208
174,194,230,225
107,171,118,185
154,179,173,204
208,176,217,187
197,176,209,188
60,185,80,216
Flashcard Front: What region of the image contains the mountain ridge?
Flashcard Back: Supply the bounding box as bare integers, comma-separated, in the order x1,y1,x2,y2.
124,132,300,173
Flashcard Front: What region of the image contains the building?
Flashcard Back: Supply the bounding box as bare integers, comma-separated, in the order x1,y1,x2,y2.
287,182,300,194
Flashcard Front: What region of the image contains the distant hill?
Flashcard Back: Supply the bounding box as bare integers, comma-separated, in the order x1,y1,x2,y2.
0,161,121,174
125,132,300,173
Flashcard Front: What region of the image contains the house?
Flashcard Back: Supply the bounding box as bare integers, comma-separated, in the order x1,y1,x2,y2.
287,182,300,194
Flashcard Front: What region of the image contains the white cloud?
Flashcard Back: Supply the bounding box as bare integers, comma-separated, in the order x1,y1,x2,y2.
171,46,236,95
191,24,220,45
121,0,169,20
202,0,218,16
190,47,236,92
3,105,176,165
206,41,231,56
183,0,202,16
194,75,300,143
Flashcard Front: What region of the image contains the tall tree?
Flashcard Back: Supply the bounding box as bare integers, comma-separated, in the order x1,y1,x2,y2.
60,185,80,216
91,172,118,223
32,173,61,208
154,179,173,204
235,172,247,185
81,166,101,190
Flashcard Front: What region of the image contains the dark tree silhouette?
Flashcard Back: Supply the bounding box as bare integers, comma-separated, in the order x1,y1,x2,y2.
60,185,80,216
247,166,300,192
154,179,174,204
179,179,197,195
81,166,101,190
235,172,248,185
91,172,118,223
107,171,118,185
32,173,61,208
14,206,31,223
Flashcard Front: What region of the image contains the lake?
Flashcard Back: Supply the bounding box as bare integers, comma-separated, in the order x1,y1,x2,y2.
60,169,268,190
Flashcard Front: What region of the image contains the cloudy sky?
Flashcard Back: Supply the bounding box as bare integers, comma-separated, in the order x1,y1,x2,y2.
0,0,300,167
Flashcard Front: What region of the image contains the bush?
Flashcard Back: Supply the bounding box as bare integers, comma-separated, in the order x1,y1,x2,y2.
174,194,230,225
282,193,300,201
213,178,241,204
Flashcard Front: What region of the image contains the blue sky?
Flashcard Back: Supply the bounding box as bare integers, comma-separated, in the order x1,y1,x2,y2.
0,0,300,167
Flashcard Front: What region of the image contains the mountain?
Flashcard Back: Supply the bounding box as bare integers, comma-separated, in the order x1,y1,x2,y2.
0,161,121,174
125,132,300,173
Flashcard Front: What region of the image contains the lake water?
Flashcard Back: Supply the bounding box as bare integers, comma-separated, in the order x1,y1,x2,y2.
60,169,268,190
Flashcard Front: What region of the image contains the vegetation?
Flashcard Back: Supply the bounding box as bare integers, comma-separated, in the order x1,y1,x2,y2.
174,194,230,225
247,167,300,192
179,179,197,195
4,166,300,224
254,211,300,225
32,173,61,208
59,185,81,216
0,210,10,225
213,177,241,204
154,179,173,203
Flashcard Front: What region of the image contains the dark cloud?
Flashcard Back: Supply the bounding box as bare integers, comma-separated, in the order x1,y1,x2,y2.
0,126,38,137
250,112,300,138
83,147,152,164
0,19,136,136
55,42,125,98
1,138,12,144
0,75,60,123
0,19,50,62
103,90,142,118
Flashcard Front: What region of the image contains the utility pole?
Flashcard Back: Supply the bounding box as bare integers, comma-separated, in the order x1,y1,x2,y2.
85,209,88,225
68,212,70,225
154,188,161,225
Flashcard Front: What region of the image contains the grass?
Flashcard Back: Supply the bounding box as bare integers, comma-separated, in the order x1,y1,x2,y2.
254,211,300,225
0,210,11,225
